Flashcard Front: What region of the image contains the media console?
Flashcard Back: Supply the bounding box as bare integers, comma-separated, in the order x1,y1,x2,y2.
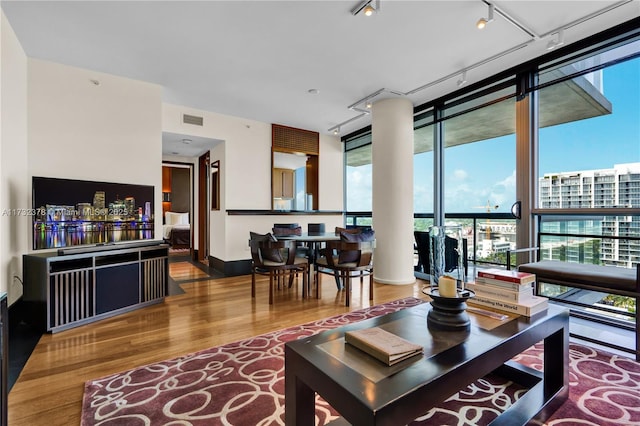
23,241,169,333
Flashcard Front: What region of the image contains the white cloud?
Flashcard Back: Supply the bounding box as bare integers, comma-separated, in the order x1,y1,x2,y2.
453,169,468,180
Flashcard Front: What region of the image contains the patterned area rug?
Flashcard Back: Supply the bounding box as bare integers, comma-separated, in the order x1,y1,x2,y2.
81,297,640,425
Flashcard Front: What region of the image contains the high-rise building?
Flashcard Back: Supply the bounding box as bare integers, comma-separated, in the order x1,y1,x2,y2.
124,197,135,218
93,191,105,210
144,202,151,221
539,163,640,268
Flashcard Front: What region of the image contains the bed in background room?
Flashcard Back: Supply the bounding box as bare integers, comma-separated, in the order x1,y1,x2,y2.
163,211,191,248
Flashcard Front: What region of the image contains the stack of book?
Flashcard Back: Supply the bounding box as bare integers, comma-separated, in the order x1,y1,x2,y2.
467,268,548,317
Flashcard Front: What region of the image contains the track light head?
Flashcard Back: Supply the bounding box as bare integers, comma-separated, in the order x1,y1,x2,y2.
457,71,468,87
547,29,565,50
365,101,372,109
477,3,494,29
363,4,375,16
352,0,378,16
333,127,340,135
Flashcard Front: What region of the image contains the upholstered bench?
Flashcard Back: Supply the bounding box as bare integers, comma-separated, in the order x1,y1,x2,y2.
517,260,640,360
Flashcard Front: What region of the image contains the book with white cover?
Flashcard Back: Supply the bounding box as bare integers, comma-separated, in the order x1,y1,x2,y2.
466,281,534,303
475,276,535,292
468,294,548,317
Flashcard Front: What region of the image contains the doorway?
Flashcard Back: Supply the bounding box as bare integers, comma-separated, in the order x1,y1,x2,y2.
162,162,194,257
162,132,222,264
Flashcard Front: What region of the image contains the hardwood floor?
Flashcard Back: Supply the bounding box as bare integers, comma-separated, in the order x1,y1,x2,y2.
8,261,430,425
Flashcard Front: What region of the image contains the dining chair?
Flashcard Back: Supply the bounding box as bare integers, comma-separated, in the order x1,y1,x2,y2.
250,233,309,304
308,223,325,235
273,223,308,258
250,239,310,305
272,223,302,236
315,239,374,307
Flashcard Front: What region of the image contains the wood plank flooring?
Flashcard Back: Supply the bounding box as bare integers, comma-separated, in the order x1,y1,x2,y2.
8,261,430,425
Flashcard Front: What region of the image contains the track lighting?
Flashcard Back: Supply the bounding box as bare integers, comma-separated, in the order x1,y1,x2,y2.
365,101,372,109
476,3,494,29
547,29,565,50
457,71,468,87
363,4,375,16
352,0,379,16
333,127,340,135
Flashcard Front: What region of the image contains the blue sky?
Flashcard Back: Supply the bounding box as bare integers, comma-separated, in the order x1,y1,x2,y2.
348,56,640,213
539,59,640,174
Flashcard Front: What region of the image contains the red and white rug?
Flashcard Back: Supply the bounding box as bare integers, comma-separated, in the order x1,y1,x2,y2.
81,297,640,425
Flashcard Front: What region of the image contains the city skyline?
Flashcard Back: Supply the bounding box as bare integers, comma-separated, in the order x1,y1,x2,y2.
32,177,154,218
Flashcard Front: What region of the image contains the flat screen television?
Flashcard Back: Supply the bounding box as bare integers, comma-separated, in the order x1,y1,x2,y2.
32,176,155,250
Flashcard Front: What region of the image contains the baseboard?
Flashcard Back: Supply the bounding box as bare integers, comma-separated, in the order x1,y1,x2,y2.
209,256,251,276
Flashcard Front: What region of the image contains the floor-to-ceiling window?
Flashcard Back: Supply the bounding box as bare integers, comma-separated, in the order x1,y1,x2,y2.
440,80,517,266
413,110,434,232
345,132,373,228
343,18,639,354
534,36,640,328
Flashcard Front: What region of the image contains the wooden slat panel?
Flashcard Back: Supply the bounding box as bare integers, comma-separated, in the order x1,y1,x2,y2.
141,258,165,302
272,124,319,155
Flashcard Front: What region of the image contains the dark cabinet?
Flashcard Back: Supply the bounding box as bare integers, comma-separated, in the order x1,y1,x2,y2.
23,242,168,333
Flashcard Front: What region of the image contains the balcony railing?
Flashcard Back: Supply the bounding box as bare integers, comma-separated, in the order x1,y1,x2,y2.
347,209,640,272
346,211,516,269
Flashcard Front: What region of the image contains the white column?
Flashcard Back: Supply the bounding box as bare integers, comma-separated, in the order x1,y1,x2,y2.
371,97,415,285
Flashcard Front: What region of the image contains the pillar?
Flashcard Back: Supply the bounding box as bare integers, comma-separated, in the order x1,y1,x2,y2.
371,97,415,285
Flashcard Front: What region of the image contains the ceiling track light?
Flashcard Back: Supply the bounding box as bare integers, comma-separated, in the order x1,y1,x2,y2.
457,71,468,87
363,4,375,16
333,127,340,135
547,29,565,50
476,3,494,29
352,0,379,16
330,1,619,136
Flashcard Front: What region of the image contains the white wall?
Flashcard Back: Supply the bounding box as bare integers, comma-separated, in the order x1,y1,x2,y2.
1,26,341,301
1,11,28,304
163,103,273,209
318,133,344,211
27,59,163,249
162,103,344,262
210,142,226,261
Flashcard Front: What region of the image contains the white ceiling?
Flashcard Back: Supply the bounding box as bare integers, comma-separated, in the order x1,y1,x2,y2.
2,1,639,157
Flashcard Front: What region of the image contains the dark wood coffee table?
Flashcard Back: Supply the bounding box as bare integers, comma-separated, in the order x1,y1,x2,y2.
284,303,569,426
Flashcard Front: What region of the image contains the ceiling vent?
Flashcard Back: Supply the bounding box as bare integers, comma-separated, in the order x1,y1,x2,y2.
183,114,203,126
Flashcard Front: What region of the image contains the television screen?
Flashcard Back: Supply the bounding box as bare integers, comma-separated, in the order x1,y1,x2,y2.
32,176,155,250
